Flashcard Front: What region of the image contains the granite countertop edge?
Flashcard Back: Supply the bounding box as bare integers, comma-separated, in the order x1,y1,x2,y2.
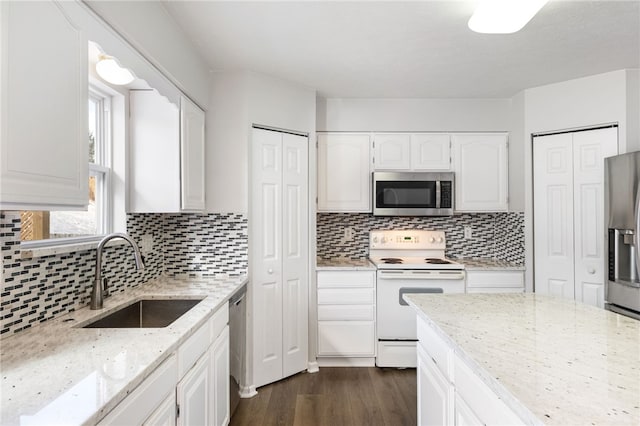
0,274,248,426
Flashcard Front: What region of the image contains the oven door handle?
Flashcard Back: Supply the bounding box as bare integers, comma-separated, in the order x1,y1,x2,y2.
399,287,444,305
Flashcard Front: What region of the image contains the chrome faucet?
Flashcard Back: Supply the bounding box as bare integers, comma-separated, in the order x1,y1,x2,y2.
91,233,145,310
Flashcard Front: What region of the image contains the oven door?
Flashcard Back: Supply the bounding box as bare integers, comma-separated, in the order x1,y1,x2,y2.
376,269,465,340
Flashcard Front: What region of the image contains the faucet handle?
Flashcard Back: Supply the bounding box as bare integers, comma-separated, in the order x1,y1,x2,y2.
102,277,110,298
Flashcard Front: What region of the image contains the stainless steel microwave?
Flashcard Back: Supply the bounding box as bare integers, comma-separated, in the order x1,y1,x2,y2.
373,172,454,216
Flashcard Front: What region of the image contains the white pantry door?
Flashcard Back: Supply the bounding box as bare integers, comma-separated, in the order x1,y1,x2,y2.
251,128,308,389
534,127,618,307
534,133,576,299
572,128,618,307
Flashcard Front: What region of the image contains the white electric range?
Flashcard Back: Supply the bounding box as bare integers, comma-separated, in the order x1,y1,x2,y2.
369,229,465,367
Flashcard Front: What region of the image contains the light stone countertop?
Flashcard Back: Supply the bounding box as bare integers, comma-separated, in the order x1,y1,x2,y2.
455,257,525,270
0,274,248,426
404,293,640,425
316,257,376,270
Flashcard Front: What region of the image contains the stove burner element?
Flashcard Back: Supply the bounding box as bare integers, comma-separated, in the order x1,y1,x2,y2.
380,257,403,264
425,258,452,265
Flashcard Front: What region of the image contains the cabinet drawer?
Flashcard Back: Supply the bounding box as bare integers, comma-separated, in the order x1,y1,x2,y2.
318,288,374,305
454,356,523,425
417,318,452,380
318,304,374,321
317,321,375,356
317,271,374,288
466,287,524,294
466,271,524,288
210,302,229,341
178,319,212,377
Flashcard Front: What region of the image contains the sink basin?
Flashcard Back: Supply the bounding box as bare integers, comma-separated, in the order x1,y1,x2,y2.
83,298,204,328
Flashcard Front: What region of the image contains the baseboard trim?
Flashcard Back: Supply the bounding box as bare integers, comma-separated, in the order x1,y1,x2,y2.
307,361,319,373
239,385,258,398
317,357,376,367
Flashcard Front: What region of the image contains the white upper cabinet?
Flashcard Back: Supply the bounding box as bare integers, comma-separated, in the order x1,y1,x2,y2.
180,96,206,211
373,133,411,170
411,133,451,170
373,133,451,171
0,0,88,210
129,91,205,213
317,133,371,212
452,133,508,212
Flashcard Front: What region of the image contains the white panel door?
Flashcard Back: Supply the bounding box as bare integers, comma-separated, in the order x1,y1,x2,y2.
177,353,211,426
211,327,230,426
572,127,618,307
452,134,508,212
180,95,206,211
281,133,309,378
251,128,284,387
411,133,451,170
0,1,88,209
374,133,411,170
317,133,371,212
534,133,575,299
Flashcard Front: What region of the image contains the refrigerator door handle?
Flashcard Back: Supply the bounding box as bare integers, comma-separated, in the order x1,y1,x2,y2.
635,182,640,273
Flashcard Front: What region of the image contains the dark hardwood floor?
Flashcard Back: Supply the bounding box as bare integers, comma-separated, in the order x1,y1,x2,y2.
230,367,417,426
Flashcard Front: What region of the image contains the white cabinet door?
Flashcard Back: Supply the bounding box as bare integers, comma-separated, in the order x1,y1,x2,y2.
465,270,524,293
454,393,483,426
452,134,508,212
533,128,618,307
317,322,376,356
180,96,206,211
129,91,205,213
211,326,230,426
572,128,618,308
374,133,411,170
0,0,88,209
411,134,451,170
251,128,309,388
533,133,575,300
417,345,453,426
143,392,176,426
317,133,371,212
177,352,211,426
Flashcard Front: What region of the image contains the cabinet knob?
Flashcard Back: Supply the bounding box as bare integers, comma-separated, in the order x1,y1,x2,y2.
268,269,274,274
587,267,596,274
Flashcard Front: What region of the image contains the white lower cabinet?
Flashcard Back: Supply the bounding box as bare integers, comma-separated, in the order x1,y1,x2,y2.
417,345,453,426
417,316,523,426
316,270,376,363
99,304,230,426
465,270,524,294
143,393,176,426
177,352,211,426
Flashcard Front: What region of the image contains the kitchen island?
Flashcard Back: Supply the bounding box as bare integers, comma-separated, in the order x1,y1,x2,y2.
404,293,640,425
0,274,247,425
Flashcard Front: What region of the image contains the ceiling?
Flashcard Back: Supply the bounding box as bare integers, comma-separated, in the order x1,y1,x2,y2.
163,1,640,99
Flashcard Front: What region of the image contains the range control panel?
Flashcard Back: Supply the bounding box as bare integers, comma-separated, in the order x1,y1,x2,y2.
369,230,446,250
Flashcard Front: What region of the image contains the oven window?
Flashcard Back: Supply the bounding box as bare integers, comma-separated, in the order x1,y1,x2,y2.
376,181,436,208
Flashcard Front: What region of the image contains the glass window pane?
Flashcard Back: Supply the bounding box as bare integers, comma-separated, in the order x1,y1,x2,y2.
49,175,98,238
89,98,97,164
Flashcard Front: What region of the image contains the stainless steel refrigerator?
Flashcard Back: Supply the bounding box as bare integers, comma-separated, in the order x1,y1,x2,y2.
605,151,640,320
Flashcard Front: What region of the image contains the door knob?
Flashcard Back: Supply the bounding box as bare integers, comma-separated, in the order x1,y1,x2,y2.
587,267,596,274
268,269,274,274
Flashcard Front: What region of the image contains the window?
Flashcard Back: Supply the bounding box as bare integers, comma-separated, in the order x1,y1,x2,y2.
21,86,112,242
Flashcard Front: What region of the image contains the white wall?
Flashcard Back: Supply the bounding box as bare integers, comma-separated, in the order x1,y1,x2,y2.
508,92,526,212
317,98,511,131
523,69,640,293
84,1,211,109
206,71,316,214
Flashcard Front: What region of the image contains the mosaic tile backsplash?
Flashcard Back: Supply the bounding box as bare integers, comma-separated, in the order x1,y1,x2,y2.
317,212,524,264
1,212,248,337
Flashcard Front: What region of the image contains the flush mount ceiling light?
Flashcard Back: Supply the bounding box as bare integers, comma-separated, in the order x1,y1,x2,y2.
468,0,549,34
95,54,134,85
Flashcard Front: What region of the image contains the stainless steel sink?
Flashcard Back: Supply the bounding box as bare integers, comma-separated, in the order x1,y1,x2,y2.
82,298,204,328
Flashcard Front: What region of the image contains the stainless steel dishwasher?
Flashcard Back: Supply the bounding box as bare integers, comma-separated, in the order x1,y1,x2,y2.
229,284,247,415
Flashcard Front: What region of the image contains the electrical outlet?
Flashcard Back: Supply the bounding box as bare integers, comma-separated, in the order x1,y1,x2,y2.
140,234,153,255
464,226,473,239
344,227,354,240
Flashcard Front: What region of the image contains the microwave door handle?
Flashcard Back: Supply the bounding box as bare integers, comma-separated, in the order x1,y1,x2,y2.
635,180,640,275
435,180,441,209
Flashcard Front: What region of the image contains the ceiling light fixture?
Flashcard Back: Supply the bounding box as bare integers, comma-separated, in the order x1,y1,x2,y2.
468,0,549,34
95,54,135,85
